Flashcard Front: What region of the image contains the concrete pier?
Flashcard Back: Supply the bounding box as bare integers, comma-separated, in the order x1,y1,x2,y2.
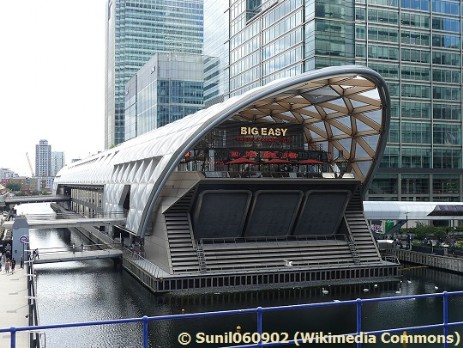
394,249,463,273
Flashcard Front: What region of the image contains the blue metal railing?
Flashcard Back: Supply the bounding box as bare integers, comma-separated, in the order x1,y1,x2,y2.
2,291,463,348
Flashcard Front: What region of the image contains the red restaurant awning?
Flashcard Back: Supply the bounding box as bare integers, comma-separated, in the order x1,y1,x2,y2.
263,158,291,164
227,158,258,165
298,159,324,165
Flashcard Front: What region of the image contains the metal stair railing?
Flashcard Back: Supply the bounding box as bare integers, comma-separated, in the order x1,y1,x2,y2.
196,241,207,273
347,239,361,265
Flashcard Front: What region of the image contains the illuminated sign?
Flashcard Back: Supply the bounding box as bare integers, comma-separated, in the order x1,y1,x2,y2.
240,127,288,137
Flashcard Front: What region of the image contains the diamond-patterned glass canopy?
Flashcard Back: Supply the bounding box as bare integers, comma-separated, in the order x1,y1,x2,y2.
54,66,389,236
230,73,388,183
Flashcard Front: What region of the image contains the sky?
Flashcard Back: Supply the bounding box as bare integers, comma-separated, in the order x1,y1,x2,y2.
0,1,107,176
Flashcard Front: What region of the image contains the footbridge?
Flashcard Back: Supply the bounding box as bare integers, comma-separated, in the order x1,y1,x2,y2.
4,195,71,207
30,244,123,265
2,217,126,230
3,216,126,268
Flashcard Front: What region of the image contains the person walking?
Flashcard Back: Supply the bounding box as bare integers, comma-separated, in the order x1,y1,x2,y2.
11,258,16,274
5,259,10,274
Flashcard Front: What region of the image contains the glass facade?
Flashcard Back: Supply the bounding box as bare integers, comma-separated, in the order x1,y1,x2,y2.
124,53,205,140
203,0,229,106
105,0,203,148
354,0,463,202
229,0,306,96
222,0,463,202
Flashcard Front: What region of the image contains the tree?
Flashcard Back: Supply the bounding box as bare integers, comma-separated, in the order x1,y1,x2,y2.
6,183,21,192
412,223,448,242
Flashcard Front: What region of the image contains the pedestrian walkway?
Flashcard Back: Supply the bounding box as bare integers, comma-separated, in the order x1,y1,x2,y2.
0,266,30,347
32,248,122,264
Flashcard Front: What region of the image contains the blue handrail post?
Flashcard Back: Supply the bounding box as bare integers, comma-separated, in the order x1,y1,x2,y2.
256,307,263,347
10,327,16,348
142,316,149,348
356,298,362,348
443,291,448,348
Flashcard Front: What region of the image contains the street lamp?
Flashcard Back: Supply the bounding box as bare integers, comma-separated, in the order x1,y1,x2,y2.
405,212,410,229
405,212,411,250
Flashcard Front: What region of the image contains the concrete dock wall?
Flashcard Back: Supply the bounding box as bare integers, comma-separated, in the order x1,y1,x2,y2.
394,249,463,273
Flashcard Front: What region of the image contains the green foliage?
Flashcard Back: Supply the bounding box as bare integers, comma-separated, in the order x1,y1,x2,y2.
404,222,450,241
6,183,21,192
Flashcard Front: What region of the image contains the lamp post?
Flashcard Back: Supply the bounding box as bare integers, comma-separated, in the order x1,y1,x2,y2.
405,212,411,250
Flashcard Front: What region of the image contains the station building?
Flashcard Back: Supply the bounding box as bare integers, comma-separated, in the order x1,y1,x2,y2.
54,66,400,292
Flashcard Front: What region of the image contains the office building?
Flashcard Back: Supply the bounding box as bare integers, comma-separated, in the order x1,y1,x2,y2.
212,0,463,202
203,0,229,106
35,139,51,177
105,0,203,148
51,152,65,177
124,53,205,141
0,168,19,180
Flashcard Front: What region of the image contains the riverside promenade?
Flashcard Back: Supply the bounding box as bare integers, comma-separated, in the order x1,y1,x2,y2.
0,265,30,347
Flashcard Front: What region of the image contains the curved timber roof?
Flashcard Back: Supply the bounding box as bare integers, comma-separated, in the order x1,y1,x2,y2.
54,65,390,236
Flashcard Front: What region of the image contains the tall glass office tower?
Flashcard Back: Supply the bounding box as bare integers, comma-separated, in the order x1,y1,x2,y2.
218,0,463,202
105,0,203,149
203,0,229,106
124,53,205,140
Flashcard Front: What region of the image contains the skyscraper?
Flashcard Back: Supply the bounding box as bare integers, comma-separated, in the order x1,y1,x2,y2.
124,53,205,141
203,0,229,106
210,0,463,202
51,152,65,177
105,0,204,149
35,139,51,177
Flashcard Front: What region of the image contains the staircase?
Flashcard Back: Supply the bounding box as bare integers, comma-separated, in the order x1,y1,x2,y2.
201,238,356,272
164,188,199,273
344,189,382,263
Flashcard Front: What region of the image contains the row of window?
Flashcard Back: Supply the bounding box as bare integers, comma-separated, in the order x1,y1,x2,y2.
357,7,461,26
314,1,355,20
388,122,461,144
357,0,461,16
399,84,461,101
357,45,461,66
370,175,461,196
358,27,462,47
395,101,461,121
381,147,461,168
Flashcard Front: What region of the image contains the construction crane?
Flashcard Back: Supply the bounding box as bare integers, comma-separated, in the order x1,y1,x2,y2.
26,152,35,177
